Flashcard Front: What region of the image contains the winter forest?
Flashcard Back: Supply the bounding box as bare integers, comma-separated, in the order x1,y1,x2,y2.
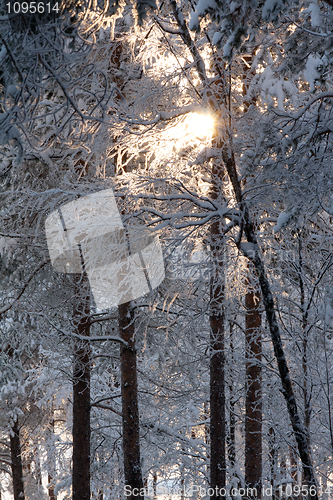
1,0,333,498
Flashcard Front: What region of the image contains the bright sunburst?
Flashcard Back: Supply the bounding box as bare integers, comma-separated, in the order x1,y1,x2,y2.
185,112,215,138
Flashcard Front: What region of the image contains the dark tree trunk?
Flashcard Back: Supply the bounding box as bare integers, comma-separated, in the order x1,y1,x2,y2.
119,301,144,500
245,264,262,499
227,322,236,470
153,472,157,500
298,233,312,486
72,273,91,500
48,473,56,500
10,418,25,500
47,416,57,500
209,216,226,498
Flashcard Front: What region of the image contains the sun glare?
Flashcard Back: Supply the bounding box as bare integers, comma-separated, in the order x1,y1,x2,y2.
154,111,215,161
185,112,215,138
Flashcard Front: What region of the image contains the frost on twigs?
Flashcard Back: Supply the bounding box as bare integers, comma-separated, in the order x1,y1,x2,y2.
45,189,165,309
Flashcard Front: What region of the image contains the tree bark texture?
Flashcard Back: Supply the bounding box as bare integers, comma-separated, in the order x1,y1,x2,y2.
245,264,262,499
119,301,144,500
10,418,25,500
72,272,91,500
209,218,226,498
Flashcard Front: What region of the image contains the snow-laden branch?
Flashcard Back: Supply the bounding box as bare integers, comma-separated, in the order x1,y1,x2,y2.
91,395,121,406
90,313,117,323
137,205,239,230
152,15,181,35
135,191,219,211
169,0,210,92
120,103,207,127
71,332,127,344
286,16,332,38
91,402,122,416
275,91,333,120
29,312,127,345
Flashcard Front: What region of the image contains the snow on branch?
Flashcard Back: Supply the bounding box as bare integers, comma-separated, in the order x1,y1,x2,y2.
152,15,181,35
30,312,128,345
121,103,207,127
277,91,333,120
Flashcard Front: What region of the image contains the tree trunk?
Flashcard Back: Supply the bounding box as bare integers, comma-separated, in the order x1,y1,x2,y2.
221,149,318,495
47,415,57,500
209,216,226,498
48,473,56,500
10,418,25,500
72,272,91,500
227,322,236,470
119,301,144,500
289,446,298,485
298,233,312,486
153,472,157,500
268,427,278,500
245,263,262,499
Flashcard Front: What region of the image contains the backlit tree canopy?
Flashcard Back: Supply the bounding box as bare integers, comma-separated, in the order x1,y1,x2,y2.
0,0,333,499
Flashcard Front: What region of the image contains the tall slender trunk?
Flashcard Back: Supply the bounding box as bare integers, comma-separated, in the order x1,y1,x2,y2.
47,416,57,500
203,401,210,483
268,427,278,500
153,472,157,500
227,322,236,470
279,453,288,495
72,272,91,500
48,473,56,500
209,216,226,498
245,263,262,499
119,301,144,500
298,233,311,486
6,345,25,500
221,148,317,495
10,418,25,500
289,446,298,485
